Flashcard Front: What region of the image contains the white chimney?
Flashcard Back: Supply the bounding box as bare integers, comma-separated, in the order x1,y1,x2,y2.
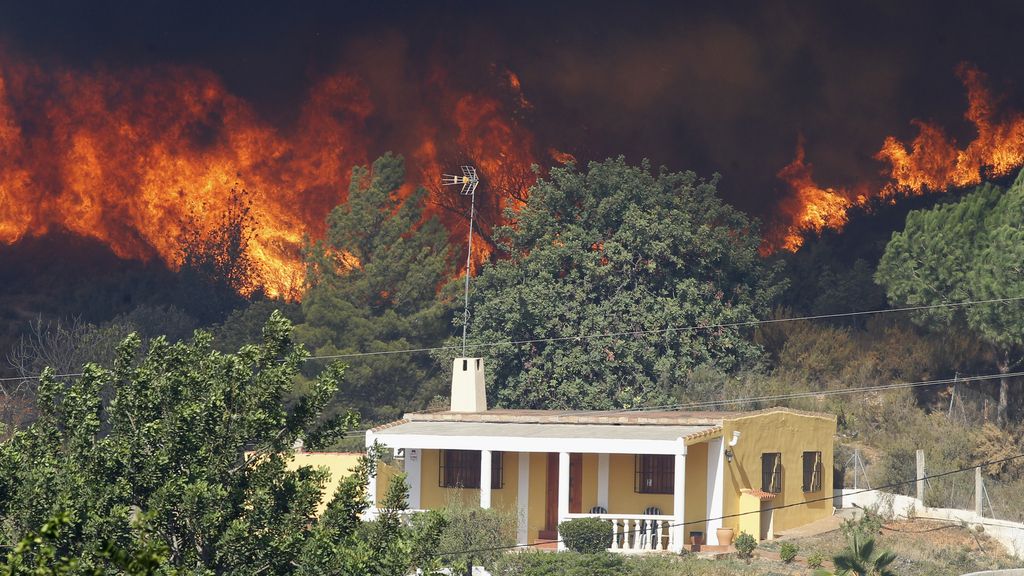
451,357,487,412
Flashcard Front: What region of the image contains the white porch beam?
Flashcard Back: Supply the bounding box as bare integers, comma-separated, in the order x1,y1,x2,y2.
406,448,421,510
372,433,701,455
557,451,570,551
671,442,687,553
705,437,724,545
597,453,610,509
480,450,492,509
517,452,530,545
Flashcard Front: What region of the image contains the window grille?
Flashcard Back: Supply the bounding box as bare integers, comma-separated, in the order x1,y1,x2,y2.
761,452,782,493
634,454,674,494
802,451,822,492
439,450,502,489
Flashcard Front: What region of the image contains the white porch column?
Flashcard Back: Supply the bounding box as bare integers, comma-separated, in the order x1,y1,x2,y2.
517,452,530,545
597,453,610,509
671,442,687,552
557,451,570,550
366,431,379,513
705,437,724,544
480,449,492,509
406,449,421,510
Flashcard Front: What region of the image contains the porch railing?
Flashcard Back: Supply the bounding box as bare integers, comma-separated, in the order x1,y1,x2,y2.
563,513,677,552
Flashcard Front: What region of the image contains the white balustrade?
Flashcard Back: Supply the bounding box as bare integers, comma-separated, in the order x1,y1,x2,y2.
563,513,675,552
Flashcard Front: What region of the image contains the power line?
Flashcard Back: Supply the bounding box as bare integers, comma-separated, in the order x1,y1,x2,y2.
305,295,1024,361
427,452,1024,558
0,371,84,383
599,370,1024,414
3,295,1021,381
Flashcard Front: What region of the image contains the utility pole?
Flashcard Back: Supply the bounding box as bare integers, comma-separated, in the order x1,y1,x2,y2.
975,466,984,517
916,449,926,504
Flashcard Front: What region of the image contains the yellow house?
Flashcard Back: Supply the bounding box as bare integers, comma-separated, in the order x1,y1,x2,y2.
367,358,836,552
288,451,363,515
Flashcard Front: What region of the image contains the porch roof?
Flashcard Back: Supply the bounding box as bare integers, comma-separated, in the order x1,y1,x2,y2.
371,420,720,454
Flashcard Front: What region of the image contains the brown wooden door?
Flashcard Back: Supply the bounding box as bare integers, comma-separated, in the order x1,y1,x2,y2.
541,453,559,539
569,453,582,513
541,453,584,539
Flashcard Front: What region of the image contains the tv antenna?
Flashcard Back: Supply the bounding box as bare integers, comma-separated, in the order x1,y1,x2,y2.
442,165,480,355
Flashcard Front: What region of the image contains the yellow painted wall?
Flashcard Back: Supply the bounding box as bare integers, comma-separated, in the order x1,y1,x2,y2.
579,453,599,513
684,442,708,535
373,409,833,543
375,461,401,502
249,450,366,516
416,449,517,513
738,491,761,536
607,453,674,515
494,451,519,512
720,410,837,539
284,452,362,515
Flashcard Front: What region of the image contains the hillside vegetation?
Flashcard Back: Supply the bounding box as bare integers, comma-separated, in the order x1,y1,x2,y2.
2,156,1023,573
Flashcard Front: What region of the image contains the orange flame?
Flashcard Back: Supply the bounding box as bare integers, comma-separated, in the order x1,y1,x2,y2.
0,53,537,298
771,64,1024,252
769,137,854,252
876,64,1024,194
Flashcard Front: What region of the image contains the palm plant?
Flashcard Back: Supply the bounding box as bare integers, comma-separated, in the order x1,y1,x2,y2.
831,534,897,576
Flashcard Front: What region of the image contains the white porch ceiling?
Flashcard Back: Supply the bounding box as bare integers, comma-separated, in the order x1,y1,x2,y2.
371,421,719,454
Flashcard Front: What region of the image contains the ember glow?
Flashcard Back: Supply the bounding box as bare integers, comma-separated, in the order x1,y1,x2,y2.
770,64,1024,252
0,53,536,298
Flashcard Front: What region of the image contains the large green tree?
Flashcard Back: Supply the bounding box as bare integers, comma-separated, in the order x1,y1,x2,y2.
462,158,784,409
297,153,455,422
0,312,419,574
876,171,1024,427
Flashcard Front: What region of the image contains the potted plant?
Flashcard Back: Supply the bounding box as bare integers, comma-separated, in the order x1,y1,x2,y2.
689,531,704,551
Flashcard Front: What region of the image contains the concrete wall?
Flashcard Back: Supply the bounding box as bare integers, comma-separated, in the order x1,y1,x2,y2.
835,488,1024,558
721,410,837,538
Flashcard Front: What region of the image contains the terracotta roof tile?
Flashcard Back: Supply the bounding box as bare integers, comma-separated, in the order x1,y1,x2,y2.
743,488,779,500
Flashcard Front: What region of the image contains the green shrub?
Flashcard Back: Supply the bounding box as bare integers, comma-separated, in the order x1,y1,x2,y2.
432,498,517,573
839,506,884,543
491,551,625,576
734,531,757,559
779,542,798,563
558,517,612,554
807,551,825,568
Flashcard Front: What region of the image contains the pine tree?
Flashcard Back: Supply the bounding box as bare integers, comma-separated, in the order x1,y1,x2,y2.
297,153,455,422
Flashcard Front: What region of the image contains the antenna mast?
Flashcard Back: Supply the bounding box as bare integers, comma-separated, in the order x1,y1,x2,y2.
442,166,480,355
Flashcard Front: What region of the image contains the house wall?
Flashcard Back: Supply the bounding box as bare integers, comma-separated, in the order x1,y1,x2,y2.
380,413,833,545
527,452,546,540
684,441,709,536
737,491,761,536
607,453,673,514
414,449,519,513
287,452,362,515
604,447,708,523
376,460,401,501
580,453,599,513
721,411,837,539
407,449,709,543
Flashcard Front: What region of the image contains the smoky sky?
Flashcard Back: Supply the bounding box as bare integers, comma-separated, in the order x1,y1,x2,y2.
2,0,1024,217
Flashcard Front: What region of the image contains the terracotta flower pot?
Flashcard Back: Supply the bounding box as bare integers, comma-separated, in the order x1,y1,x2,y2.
716,527,735,547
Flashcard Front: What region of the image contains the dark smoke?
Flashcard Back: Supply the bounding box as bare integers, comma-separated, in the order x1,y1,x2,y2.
1,1,1023,219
